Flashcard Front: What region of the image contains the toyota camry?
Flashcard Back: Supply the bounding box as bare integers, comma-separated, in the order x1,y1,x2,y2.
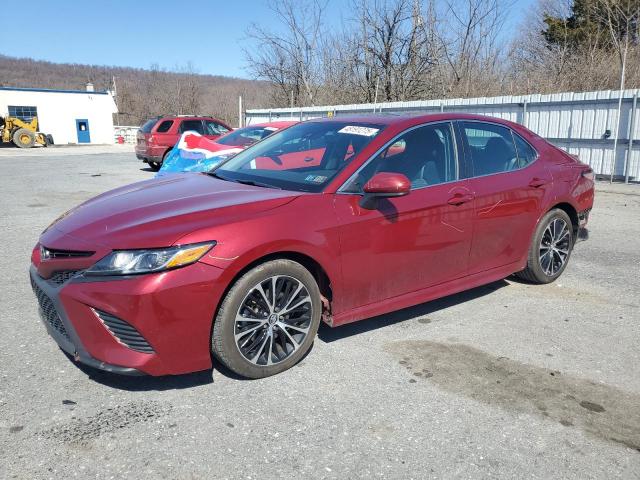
30,113,595,378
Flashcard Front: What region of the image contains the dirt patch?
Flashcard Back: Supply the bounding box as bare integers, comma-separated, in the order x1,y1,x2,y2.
387,340,640,453
40,401,171,444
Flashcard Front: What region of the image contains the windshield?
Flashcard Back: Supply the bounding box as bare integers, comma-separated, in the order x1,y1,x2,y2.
217,125,280,147
214,121,384,192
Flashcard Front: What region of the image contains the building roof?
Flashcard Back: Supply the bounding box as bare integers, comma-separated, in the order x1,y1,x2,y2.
0,86,110,95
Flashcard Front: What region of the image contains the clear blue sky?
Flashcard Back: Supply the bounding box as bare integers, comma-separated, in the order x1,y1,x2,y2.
6,0,536,79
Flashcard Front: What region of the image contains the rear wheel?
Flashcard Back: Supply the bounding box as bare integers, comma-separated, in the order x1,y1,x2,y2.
516,208,574,284
12,128,35,148
148,161,161,171
212,259,322,378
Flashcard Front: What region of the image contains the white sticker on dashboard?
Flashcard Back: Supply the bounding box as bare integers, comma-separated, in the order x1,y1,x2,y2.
338,126,379,136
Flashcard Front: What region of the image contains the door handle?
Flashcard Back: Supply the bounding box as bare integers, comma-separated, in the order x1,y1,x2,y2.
447,193,474,206
529,177,548,188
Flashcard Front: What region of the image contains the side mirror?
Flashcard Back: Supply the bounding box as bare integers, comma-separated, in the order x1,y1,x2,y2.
360,172,411,209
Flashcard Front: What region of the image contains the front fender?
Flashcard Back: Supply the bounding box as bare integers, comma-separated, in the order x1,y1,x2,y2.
177,194,344,306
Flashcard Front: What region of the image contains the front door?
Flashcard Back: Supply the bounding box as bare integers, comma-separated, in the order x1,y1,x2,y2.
75,119,90,143
333,122,474,313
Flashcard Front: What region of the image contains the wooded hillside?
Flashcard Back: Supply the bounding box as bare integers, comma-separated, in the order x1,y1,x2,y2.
0,55,273,126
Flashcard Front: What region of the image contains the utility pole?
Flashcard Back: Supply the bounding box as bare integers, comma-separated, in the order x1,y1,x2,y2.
112,76,120,126
373,77,380,113
610,46,627,183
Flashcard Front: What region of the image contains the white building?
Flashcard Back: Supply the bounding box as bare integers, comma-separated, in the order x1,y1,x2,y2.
0,84,118,145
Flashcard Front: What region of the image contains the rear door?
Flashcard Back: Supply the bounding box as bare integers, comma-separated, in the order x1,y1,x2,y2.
460,121,552,274
333,122,475,313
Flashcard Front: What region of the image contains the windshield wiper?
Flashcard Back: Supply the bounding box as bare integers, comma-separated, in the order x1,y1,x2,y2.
233,179,281,190
206,171,280,189
206,171,231,181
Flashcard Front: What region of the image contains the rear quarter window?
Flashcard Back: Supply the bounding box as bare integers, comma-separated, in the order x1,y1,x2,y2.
513,133,538,168
156,120,174,133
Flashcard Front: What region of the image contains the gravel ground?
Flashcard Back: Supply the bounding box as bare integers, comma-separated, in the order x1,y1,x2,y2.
1,149,639,479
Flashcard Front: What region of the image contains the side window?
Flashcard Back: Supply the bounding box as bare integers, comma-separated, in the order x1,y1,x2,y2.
344,122,458,192
156,120,174,133
205,121,230,136
9,105,38,122
180,120,204,134
513,132,538,168
462,122,518,176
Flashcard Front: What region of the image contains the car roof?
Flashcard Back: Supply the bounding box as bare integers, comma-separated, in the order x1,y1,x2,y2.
305,113,520,129
248,121,298,128
159,115,219,121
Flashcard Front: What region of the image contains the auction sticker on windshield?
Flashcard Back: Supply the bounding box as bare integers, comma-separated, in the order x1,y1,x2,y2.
338,126,379,136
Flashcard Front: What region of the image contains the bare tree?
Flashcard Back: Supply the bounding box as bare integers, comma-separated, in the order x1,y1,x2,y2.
435,0,513,96
244,0,327,106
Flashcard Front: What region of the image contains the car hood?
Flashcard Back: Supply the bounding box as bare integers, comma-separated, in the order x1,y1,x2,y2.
41,174,300,249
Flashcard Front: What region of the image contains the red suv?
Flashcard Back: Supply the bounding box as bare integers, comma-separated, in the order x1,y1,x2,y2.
135,116,233,170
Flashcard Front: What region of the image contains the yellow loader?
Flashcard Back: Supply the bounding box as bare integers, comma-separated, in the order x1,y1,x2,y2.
0,116,53,148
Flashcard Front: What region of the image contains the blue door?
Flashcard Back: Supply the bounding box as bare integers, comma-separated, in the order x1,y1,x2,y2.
76,119,91,143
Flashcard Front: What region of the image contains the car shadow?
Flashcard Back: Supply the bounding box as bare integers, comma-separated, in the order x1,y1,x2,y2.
139,167,156,173
317,279,509,343
67,280,508,389
62,352,215,391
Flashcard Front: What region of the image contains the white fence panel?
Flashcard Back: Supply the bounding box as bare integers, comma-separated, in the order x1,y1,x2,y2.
246,89,640,181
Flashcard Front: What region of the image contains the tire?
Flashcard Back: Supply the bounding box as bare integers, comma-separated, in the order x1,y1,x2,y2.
516,208,574,284
45,134,54,146
212,259,322,379
148,161,161,171
12,128,36,148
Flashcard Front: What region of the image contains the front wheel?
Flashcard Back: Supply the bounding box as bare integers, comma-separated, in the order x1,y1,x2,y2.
516,208,574,284
13,128,36,148
212,259,322,378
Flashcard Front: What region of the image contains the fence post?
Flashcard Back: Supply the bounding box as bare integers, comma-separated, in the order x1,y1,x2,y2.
523,100,528,128
625,91,637,184
238,95,243,128
610,90,626,183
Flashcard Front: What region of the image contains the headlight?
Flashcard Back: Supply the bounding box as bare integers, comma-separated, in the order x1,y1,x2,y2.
85,242,215,276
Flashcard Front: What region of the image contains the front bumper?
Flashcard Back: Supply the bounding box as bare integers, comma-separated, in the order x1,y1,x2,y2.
29,261,226,376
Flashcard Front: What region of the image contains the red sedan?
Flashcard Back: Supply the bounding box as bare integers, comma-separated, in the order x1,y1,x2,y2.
31,114,594,378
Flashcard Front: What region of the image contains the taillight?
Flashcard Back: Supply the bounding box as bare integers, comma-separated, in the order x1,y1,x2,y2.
582,168,594,181
148,135,155,144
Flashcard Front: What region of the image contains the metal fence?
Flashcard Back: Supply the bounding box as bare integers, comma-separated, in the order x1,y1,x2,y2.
245,89,640,182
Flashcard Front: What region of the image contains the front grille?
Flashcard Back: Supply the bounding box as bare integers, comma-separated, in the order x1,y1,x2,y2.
30,277,71,341
48,270,83,286
94,309,154,354
41,246,94,259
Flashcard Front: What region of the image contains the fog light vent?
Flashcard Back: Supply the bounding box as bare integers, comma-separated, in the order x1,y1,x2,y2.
93,309,154,354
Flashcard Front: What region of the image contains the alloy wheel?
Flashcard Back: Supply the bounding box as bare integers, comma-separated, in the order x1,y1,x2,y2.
234,275,312,366
539,218,571,276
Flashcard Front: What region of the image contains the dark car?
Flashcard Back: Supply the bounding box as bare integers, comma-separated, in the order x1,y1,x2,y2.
135,115,232,170
31,113,594,379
